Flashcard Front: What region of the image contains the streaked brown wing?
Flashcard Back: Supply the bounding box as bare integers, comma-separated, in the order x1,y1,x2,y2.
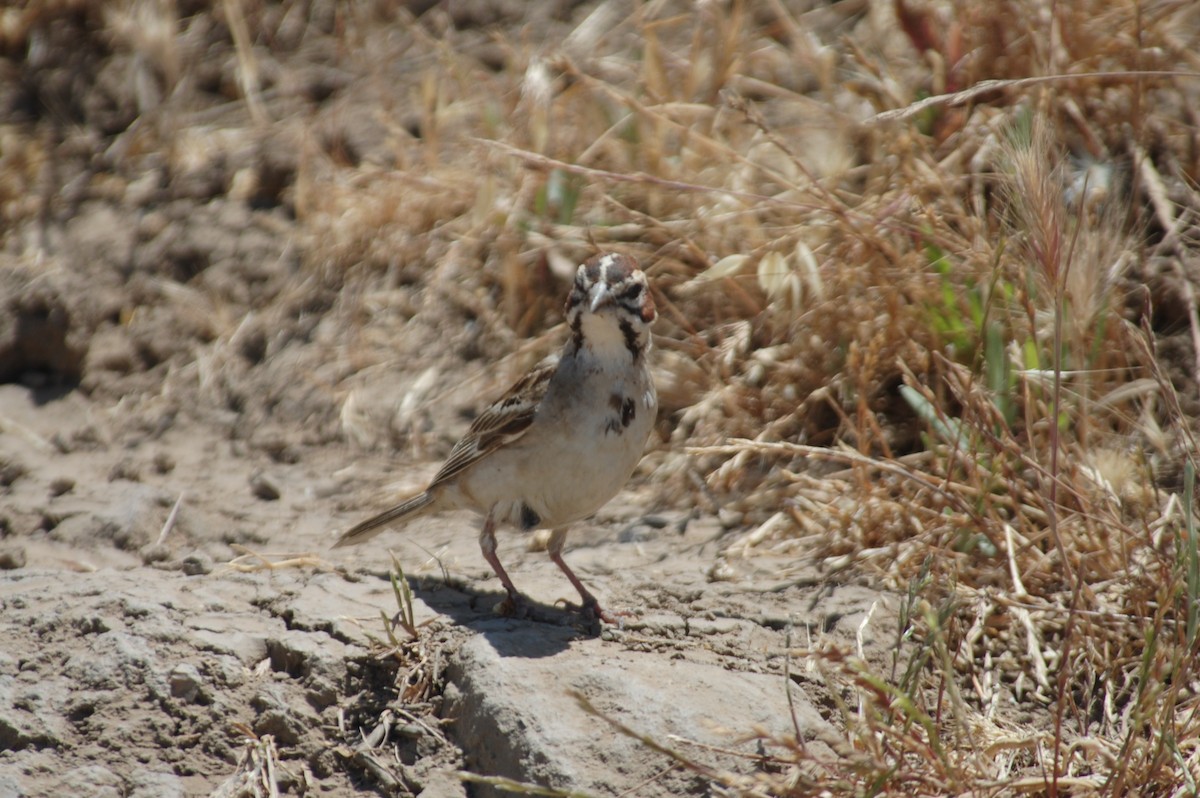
427,357,557,488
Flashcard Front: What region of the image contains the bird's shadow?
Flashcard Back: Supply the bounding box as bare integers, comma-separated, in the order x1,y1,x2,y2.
400,573,600,658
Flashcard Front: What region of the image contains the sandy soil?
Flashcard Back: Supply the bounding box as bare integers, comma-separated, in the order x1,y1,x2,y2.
0,375,892,796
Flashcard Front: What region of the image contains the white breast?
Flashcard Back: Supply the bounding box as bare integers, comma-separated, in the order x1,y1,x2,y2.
454,347,656,530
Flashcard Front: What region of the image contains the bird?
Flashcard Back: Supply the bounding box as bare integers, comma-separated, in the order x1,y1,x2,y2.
334,252,658,623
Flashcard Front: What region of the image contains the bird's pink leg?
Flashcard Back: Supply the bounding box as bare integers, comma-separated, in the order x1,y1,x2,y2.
547,527,616,624
479,511,527,617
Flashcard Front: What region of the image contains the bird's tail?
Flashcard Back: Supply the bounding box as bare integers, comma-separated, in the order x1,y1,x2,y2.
332,491,437,548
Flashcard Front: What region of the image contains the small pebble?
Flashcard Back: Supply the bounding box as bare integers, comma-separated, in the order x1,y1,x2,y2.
717,508,744,529
527,528,552,552
49,477,75,497
251,685,304,746
0,458,27,487
140,543,172,565
249,471,281,501
706,559,737,582
618,522,654,543
108,459,141,482
181,552,213,575
168,663,202,703
0,545,27,570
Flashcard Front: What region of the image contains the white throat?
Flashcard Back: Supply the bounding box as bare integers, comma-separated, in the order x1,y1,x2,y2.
577,310,638,363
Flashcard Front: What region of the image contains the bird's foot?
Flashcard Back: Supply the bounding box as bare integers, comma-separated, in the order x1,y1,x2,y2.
558,596,628,628
493,592,529,619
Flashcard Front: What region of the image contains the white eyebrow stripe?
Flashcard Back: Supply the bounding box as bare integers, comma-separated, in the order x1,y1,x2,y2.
597,252,619,279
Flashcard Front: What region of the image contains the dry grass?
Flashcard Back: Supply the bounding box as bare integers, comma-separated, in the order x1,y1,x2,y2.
9,0,1200,793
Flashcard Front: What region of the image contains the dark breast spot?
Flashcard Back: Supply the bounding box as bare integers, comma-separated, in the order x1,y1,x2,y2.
606,394,636,435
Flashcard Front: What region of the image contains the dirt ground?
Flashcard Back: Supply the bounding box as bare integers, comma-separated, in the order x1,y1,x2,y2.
0,375,893,797
0,3,901,796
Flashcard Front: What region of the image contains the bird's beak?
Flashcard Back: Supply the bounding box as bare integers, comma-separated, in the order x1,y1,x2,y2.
589,282,610,312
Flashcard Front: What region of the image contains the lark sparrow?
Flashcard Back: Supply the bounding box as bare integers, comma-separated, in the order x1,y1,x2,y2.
334,253,658,622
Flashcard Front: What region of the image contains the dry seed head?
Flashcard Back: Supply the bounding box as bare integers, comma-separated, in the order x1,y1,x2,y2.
1002,117,1066,291
1002,117,1130,343
521,58,554,152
